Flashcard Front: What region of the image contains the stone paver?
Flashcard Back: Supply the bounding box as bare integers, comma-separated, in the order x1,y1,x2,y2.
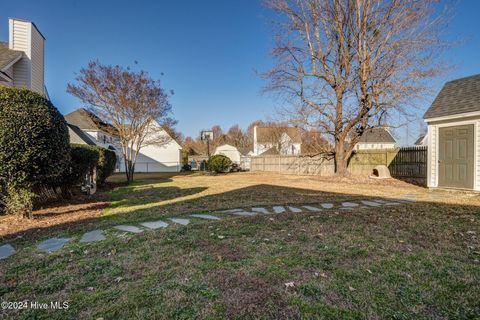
0,244,15,260
373,199,388,204
273,206,286,213
220,208,244,213
251,207,269,214
342,202,359,207
321,203,334,209
361,200,382,207
140,220,169,229
114,225,144,233
227,211,257,217
288,206,302,213
37,238,71,253
302,205,322,212
384,202,401,206
190,214,221,220
169,218,190,225
80,230,106,243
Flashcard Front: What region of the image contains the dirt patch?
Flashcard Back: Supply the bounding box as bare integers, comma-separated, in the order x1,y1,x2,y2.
208,268,299,319
0,193,110,240
196,240,247,262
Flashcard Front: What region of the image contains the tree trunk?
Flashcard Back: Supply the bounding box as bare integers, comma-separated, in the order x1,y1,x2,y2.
334,139,349,176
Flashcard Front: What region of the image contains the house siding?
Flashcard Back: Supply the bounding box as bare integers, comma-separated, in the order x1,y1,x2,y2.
30,25,44,94
10,19,30,89
476,120,480,190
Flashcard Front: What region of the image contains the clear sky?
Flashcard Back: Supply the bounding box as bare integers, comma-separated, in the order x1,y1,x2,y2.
1,0,480,144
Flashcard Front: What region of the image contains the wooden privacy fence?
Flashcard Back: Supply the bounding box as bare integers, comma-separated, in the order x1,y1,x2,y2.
250,146,427,178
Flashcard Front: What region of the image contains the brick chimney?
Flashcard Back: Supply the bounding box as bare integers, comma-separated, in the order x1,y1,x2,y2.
9,18,45,95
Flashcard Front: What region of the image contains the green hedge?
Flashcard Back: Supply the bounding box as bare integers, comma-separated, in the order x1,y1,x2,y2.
64,144,99,188
208,154,232,173
64,144,116,190
0,87,70,216
96,147,116,185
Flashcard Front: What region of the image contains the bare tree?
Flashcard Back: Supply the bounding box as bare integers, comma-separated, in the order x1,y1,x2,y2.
264,0,450,175
67,61,175,183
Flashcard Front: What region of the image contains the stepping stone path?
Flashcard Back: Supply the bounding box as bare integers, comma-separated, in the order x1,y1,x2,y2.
0,244,15,260
37,237,71,253
342,202,359,208
273,206,286,213
140,220,169,229
252,207,269,214
190,214,221,220
80,230,106,243
302,205,322,212
169,218,190,225
0,194,421,261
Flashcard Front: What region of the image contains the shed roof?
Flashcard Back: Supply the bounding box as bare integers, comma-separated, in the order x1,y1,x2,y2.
424,74,480,119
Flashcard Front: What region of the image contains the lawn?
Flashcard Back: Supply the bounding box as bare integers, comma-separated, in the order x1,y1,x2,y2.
1,172,479,319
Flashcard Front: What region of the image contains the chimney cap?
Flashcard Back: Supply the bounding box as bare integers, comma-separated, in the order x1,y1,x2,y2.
9,17,46,40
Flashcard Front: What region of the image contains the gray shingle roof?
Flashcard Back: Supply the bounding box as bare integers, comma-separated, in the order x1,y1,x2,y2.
358,128,396,143
64,108,117,133
67,123,96,145
0,42,22,71
424,74,480,119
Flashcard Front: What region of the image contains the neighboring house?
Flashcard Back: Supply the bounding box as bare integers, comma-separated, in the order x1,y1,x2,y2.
214,144,253,170
65,108,183,172
0,18,46,96
253,126,302,156
424,74,480,191
414,133,428,146
65,108,122,168
354,128,396,150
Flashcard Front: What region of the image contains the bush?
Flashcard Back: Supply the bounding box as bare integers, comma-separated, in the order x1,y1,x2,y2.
0,87,70,215
63,144,99,189
208,155,232,173
96,147,116,185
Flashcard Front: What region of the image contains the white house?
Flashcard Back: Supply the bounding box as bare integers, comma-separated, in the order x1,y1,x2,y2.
424,74,480,191
214,144,252,170
354,128,396,150
253,126,302,156
0,18,46,96
65,108,183,172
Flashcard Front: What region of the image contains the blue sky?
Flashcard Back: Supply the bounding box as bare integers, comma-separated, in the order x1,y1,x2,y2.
1,0,480,144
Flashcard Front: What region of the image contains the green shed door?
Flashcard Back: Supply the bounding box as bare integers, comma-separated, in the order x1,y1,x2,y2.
438,124,474,189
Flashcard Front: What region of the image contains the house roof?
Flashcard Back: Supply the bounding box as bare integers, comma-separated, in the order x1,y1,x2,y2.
67,123,96,145
237,147,252,156
0,42,23,71
256,127,302,144
414,133,426,145
358,128,396,143
259,147,280,155
424,74,480,119
64,108,117,134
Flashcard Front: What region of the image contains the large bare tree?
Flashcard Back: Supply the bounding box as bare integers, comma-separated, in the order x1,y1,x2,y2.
264,0,450,175
67,61,175,183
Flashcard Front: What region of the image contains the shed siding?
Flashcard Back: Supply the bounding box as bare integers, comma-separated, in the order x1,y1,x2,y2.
427,125,438,187
477,121,480,190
